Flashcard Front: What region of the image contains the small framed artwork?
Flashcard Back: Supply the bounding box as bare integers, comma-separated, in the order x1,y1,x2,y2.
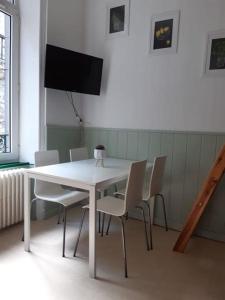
106,0,130,38
204,30,225,76
150,10,180,54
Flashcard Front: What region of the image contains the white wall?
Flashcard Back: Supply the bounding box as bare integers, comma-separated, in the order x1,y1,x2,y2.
81,0,225,132
46,0,84,126
19,0,43,163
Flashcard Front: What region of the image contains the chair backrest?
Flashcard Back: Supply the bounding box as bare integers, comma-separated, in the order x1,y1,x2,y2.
148,156,167,198
123,160,147,213
34,150,62,196
69,147,89,162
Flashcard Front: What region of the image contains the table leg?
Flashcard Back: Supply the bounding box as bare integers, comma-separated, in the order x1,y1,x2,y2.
89,186,96,278
24,173,31,252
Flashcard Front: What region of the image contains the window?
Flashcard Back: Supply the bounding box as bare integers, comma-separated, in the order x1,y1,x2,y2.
0,0,19,161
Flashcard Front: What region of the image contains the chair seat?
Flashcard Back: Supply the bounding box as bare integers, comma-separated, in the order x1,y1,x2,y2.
114,189,125,197
37,189,89,207
84,196,125,217
115,189,150,201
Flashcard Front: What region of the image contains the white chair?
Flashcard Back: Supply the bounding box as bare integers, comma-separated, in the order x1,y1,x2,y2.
112,156,167,250
69,147,109,234
142,156,168,250
74,160,148,278
69,147,89,162
30,150,89,257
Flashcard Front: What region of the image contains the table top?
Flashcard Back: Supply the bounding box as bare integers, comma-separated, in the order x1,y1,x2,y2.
26,158,137,188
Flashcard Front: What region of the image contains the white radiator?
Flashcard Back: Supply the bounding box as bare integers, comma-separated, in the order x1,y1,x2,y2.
0,168,25,229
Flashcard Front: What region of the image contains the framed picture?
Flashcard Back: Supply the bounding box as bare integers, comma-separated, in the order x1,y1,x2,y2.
204,30,225,76
106,0,130,38
150,10,180,54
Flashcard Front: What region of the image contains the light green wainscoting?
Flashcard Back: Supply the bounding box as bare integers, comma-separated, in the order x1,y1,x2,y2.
84,127,225,243
46,125,225,242
47,125,82,162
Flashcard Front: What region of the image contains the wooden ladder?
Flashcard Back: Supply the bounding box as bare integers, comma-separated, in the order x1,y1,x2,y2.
173,144,225,253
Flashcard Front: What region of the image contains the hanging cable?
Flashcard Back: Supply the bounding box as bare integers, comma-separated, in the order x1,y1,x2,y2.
66,92,83,125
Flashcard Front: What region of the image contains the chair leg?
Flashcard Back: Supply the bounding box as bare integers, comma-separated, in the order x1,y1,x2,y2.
106,215,112,235
157,194,168,231
137,206,150,251
106,212,127,237
57,206,63,224
120,216,128,278
98,212,101,234
62,207,67,257
101,213,105,237
74,208,87,257
57,213,61,224
143,201,153,250
98,190,106,234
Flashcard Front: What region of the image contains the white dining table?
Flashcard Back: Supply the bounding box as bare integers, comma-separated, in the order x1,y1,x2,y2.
24,157,139,278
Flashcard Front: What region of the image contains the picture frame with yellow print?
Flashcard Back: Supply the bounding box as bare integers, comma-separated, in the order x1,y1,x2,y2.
150,10,180,55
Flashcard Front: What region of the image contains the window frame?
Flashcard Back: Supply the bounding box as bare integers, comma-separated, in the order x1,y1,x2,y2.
0,0,19,162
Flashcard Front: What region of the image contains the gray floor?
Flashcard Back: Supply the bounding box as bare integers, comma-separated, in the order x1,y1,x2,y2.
0,207,225,300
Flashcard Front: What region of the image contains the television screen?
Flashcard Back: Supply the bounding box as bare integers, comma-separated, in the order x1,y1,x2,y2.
44,44,103,95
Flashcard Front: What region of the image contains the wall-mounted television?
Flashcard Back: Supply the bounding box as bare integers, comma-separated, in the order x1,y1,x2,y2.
44,44,103,95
